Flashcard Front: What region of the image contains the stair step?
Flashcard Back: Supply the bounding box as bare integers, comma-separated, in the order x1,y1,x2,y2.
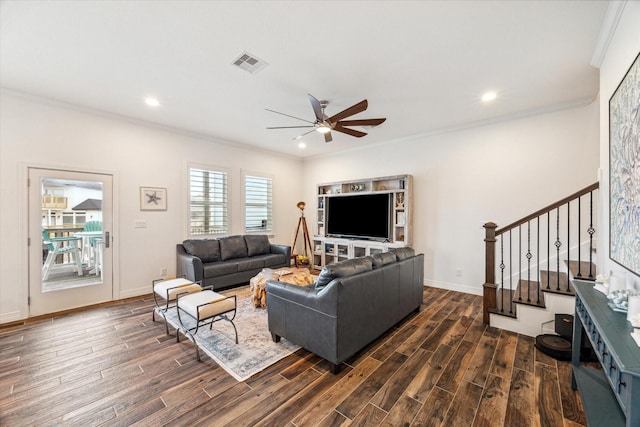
565,260,597,281
540,270,575,296
488,287,517,318
513,279,546,308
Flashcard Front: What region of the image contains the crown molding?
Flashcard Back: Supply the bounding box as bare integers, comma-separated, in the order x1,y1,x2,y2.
590,1,627,69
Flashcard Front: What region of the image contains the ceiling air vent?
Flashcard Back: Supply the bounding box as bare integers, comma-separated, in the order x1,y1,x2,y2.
231,51,268,74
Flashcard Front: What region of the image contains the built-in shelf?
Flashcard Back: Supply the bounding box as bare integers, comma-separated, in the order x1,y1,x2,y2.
313,174,412,269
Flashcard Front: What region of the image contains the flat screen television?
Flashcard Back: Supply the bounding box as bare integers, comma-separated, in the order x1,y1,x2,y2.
326,193,391,241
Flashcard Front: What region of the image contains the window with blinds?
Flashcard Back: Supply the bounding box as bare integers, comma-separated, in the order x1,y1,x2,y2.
244,174,272,232
189,167,228,236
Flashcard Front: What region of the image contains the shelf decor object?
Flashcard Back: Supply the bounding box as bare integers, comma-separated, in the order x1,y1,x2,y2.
140,187,167,211
609,52,640,276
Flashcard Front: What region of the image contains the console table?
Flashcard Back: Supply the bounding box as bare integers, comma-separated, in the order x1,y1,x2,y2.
571,281,640,427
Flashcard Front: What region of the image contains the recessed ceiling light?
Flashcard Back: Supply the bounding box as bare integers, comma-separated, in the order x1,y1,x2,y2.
145,97,160,107
481,91,497,102
297,141,306,149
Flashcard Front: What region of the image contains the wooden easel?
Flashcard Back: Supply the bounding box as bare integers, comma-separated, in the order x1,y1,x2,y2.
292,202,312,266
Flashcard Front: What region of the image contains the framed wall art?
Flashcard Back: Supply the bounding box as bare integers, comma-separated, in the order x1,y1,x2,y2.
140,187,167,211
609,51,640,276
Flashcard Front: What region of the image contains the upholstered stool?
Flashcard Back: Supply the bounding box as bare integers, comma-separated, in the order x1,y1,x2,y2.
152,276,202,334
176,290,238,361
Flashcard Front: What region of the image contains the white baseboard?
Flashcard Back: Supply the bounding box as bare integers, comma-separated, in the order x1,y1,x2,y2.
119,286,151,299
0,310,23,324
425,279,483,296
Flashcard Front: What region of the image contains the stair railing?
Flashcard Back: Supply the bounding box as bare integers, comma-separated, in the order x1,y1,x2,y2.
483,182,599,325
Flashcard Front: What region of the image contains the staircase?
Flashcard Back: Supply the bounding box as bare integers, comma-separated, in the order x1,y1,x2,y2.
482,183,599,337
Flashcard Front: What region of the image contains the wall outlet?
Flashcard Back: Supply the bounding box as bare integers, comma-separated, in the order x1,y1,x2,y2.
160,267,167,276
456,268,463,277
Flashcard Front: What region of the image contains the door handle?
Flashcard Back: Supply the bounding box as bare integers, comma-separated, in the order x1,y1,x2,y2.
105,232,110,248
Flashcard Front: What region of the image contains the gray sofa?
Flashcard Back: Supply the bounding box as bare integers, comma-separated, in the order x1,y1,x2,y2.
266,247,424,373
176,235,290,289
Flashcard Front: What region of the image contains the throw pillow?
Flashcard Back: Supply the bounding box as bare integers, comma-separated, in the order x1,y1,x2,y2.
371,251,397,268
244,235,271,256
389,247,415,261
315,257,373,290
219,235,248,261
182,239,221,263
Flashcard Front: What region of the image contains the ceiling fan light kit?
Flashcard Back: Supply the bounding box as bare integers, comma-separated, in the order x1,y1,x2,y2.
267,94,386,143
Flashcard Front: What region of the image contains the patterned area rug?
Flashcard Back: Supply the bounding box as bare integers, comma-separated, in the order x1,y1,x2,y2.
159,286,299,382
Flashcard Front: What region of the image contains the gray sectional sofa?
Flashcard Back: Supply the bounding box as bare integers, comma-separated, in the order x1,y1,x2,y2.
266,247,424,373
176,235,290,289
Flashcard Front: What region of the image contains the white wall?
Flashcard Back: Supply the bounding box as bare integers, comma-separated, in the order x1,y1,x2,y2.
597,1,640,290
0,91,303,323
303,102,600,295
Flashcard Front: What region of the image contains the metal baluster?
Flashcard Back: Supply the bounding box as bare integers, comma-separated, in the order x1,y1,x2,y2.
509,230,513,314
500,236,505,313
578,196,582,279
526,221,532,303
568,202,571,280
537,216,541,304
588,190,595,279
518,225,522,301
555,207,561,291
547,212,550,289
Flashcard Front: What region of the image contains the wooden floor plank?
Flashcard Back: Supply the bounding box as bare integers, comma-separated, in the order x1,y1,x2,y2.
535,361,564,427
504,367,535,426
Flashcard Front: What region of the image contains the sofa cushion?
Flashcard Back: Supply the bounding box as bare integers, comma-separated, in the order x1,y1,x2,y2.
236,257,265,272
183,239,221,263
371,252,397,268
315,257,373,290
389,247,415,261
203,262,237,278
219,235,248,261
256,254,287,268
244,235,271,257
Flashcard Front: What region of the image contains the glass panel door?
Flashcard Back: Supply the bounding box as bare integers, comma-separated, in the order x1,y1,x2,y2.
29,168,113,316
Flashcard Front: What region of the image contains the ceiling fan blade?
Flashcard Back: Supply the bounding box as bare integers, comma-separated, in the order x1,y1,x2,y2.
266,126,314,129
333,123,367,138
293,129,317,140
324,131,333,143
308,94,324,122
265,108,315,124
337,118,386,127
327,99,368,123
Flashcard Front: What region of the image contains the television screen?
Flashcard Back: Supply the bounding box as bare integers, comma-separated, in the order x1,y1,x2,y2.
326,193,391,240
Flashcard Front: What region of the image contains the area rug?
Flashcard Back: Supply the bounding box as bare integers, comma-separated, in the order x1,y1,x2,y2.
158,286,299,382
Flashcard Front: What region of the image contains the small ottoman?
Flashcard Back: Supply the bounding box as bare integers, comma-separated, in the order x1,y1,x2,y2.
152,276,202,334
176,289,238,361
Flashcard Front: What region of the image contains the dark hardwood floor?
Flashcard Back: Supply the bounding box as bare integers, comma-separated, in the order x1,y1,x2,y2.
0,286,587,426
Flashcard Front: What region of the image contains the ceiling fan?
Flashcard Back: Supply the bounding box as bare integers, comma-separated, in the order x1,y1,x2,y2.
266,94,386,143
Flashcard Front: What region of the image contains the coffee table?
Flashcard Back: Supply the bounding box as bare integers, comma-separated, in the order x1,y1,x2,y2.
250,267,315,308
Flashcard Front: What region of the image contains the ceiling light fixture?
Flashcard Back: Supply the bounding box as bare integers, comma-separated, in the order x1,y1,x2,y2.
316,124,332,134
145,97,160,107
297,141,306,149
481,91,497,102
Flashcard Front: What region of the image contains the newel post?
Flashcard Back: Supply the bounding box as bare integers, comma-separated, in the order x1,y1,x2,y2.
483,222,497,325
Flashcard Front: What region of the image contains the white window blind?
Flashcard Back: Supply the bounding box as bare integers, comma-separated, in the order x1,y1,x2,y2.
189,167,228,236
244,174,272,232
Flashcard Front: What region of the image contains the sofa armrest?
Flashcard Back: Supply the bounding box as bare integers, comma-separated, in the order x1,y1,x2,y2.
176,244,203,283
269,243,291,261
266,280,337,316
